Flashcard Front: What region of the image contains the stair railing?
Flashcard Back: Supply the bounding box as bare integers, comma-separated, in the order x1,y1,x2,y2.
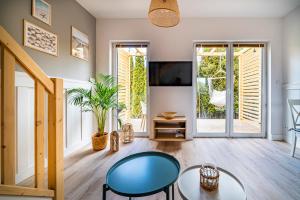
0,26,64,200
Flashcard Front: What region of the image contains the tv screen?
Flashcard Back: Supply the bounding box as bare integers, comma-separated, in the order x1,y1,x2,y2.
149,61,192,86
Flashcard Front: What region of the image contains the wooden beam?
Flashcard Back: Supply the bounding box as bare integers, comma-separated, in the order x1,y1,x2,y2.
210,48,216,53
34,81,45,188
197,52,226,56
0,184,54,197
48,78,64,200
0,26,54,94
0,46,2,183
1,48,16,185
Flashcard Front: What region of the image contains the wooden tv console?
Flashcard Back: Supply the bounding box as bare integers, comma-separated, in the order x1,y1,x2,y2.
153,116,186,141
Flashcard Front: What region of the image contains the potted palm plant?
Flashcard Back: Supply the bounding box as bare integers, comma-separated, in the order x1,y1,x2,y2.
67,74,120,151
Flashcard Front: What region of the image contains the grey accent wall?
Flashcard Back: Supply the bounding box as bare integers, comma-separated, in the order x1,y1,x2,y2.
0,0,96,81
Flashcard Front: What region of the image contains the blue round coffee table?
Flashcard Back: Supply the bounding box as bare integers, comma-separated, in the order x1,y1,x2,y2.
103,151,180,200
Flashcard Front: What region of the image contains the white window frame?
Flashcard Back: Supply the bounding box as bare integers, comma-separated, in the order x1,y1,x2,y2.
193,41,267,138
111,41,151,137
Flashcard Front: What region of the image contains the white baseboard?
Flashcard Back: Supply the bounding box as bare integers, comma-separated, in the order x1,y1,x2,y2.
284,132,300,148
64,139,92,157
270,134,283,141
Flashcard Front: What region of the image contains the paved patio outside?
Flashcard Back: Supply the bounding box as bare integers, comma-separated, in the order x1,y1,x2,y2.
197,119,261,133
129,118,146,133
129,118,261,134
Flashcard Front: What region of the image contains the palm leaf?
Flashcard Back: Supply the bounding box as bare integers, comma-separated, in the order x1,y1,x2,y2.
68,73,120,135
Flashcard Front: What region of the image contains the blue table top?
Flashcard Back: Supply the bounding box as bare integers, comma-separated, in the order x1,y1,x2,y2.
106,151,180,196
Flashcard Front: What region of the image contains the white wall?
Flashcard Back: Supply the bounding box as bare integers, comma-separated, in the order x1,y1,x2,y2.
96,18,283,139
282,6,300,146
283,6,300,85
15,72,95,183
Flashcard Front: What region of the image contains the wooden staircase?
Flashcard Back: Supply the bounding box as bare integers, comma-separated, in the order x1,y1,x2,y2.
0,26,64,199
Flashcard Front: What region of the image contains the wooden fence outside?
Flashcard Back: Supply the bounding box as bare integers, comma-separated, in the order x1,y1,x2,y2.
238,48,262,124
117,49,131,125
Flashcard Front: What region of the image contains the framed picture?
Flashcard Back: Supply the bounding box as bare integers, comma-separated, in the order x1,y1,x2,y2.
24,20,58,56
71,26,89,61
32,0,51,25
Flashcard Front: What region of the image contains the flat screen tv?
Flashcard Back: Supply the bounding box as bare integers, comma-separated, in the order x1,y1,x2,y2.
149,61,192,86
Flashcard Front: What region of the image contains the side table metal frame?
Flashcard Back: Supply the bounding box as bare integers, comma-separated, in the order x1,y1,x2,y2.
103,183,175,200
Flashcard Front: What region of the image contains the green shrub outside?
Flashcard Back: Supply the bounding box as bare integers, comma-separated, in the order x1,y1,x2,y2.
130,56,146,118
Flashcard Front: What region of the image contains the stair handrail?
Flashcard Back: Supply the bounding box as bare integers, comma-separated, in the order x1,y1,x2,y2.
0,26,54,94
0,26,64,200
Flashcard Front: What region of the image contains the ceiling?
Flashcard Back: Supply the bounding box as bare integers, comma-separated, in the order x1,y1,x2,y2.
76,0,300,19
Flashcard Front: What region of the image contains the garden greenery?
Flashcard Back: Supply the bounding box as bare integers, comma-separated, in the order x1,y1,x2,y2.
130,56,146,118
125,49,240,120
197,52,239,119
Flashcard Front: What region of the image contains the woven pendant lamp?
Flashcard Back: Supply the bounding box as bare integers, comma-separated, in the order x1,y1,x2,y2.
148,0,180,27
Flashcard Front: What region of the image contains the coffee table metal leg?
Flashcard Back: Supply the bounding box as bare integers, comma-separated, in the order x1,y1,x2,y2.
172,184,174,200
164,186,170,200
103,184,108,200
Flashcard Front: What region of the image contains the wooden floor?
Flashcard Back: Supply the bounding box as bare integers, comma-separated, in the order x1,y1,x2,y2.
63,138,300,200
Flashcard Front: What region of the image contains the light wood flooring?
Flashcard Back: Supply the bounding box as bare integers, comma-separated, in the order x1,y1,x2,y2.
62,138,300,200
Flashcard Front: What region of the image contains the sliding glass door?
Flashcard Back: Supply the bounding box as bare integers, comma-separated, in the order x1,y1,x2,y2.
112,43,149,135
195,43,265,137
231,44,265,136
196,44,229,136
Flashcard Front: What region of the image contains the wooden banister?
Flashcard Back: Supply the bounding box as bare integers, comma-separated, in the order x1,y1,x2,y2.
0,185,54,198
0,27,64,200
1,48,16,185
0,26,54,94
35,81,45,189
48,78,64,200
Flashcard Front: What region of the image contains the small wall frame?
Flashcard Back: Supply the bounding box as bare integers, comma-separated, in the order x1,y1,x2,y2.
71,26,89,61
32,0,52,25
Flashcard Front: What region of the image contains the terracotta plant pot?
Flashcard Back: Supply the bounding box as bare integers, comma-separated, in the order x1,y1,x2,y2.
92,132,108,151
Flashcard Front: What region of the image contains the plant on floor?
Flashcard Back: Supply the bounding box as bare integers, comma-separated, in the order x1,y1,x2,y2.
67,74,120,150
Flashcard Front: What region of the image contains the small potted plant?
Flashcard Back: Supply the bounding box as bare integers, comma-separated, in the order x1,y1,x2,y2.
67,74,120,151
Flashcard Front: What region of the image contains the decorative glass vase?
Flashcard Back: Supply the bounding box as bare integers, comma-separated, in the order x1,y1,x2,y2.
121,123,134,143
110,131,119,152
199,163,220,191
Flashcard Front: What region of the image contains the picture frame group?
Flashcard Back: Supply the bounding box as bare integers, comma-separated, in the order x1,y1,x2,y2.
23,0,89,61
